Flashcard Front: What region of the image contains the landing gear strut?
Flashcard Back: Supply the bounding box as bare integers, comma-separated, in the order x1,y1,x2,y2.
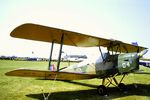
97,85,107,95
97,74,127,95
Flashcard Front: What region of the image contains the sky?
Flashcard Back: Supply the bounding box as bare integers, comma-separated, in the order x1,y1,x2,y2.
0,0,150,58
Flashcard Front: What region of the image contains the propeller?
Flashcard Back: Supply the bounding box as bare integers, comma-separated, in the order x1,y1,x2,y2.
131,42,149,68
138,49,150,68
137,49,148,58
137,49,150,68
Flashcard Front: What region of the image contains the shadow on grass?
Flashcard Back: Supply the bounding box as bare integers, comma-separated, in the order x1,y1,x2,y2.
36,79,98,88
134,72,150,75
26,83,150,100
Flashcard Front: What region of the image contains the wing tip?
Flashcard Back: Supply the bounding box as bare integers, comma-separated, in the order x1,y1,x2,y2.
5,71,14,76
10,23,35,37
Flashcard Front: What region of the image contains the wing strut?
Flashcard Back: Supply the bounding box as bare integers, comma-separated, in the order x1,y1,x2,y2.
48,40,55,70
99,46,104,61
57,32,64,72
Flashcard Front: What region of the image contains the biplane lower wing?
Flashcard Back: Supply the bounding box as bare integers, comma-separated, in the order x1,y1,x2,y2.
5,69,97,80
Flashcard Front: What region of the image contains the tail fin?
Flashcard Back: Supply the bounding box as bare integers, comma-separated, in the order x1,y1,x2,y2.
49,64,56,71
49,64,67,71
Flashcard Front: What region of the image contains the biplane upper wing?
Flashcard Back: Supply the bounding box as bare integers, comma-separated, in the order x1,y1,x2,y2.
5,69,97,80
10,23,147,52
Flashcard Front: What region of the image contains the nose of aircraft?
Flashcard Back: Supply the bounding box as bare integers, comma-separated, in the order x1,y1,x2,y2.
138,49,150,68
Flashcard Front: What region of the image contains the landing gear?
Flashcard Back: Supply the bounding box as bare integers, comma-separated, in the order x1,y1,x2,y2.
118,83,127,92
97,85,107,95
97,74,127,96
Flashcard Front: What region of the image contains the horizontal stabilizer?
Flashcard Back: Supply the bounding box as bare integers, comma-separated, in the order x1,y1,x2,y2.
5,69,97,80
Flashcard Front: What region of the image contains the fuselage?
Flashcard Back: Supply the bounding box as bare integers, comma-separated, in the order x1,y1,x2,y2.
62,52,139,78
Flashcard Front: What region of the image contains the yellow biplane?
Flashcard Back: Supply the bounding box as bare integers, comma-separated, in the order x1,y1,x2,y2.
6,23,148,95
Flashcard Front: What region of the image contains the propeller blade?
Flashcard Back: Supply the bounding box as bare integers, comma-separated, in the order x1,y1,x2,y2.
137,49,150,68
137,49,148,58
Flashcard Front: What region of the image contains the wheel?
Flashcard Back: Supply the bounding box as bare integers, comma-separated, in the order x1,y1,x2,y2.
97,85,107,95
118,83,127,92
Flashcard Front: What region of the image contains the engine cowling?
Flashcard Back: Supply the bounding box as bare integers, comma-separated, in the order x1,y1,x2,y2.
118,53,139,74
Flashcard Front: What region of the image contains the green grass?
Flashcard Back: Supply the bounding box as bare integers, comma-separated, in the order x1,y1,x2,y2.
0,60,150,100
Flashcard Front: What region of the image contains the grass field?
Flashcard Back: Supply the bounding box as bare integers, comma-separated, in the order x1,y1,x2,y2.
0,60,150,100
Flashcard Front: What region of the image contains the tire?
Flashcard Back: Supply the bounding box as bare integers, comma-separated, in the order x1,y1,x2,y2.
118,83,127,92
97,85,107,95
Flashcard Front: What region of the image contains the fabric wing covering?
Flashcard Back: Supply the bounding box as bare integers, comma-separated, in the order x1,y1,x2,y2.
10,23,147,53
5,69,97,80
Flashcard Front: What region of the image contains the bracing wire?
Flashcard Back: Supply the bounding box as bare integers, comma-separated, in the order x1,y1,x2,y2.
42,74,58,100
